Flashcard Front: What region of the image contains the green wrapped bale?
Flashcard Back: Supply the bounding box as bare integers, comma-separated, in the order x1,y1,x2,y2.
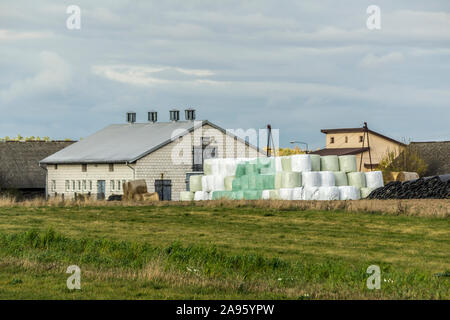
347,172,366,188
338,155,357,173
262,189,280,200
262,174,275,190
203,160,212,175
248,174,257,190
281,172,301,188
281,156,292,172
189,175,203,192
255,175,265,190
243,190,262,200
245,163,258,175
333,171,348,186
179,191,194,201
232,191,244,200
310,154,321,171
320,155,340,172
224,176,235,191
212,191,233,200
260,167,275,175
240,175,250,190
235,163,246,177
232,177,241,191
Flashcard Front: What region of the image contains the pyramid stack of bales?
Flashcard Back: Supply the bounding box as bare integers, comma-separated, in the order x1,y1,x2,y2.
180,155,384,201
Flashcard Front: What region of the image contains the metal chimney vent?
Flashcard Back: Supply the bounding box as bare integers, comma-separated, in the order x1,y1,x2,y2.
126,112,136,124
170,109,180,122
148,111,157,123
185,108,196,121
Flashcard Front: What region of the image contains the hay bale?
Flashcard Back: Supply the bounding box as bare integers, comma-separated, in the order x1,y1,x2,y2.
396,172,419,182
142,192,159,201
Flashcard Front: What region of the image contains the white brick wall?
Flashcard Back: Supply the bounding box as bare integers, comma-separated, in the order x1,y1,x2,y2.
46,124,264,200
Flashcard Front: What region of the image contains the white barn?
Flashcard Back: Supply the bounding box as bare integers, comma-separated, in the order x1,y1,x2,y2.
40,110,264,200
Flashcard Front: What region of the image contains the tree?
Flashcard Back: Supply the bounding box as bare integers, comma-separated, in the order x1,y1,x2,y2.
378,145,428,180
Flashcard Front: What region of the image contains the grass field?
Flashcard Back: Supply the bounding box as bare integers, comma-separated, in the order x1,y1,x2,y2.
0,201,448,299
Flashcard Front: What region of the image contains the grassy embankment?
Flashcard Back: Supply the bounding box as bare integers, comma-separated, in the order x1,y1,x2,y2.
0,201,448,299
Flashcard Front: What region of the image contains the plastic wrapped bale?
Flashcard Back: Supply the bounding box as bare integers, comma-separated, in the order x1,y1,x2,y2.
245,162,258,175
320,155,340,172
179,191,194,201
201,176,214,192
333,171,348,186
203,159,213,175
274,172,283,189
281,156,292,172
319,171,335,187
310,154,321,171
255,175,265,190
338,186,360,200
243,190,262,200
189,175,203,192
303,187,320,200
194,191,209,201
212,175,225,191
338,155,357,173
291,154,312,172
318,187,340,200
292,187,303,200
232,191,244,200
240,175,250,190
302,172,321,187
210,159,220,176
347,172,367,188
212,191,233,200
281,172,301,188
365,171,384,189
279,188,294,200
235,163,246,177
275,157,283,172
232,177,242,191
262,189,280,200
360,187,375,199
247,174,257,190
262,174,275,190
224,176,235,191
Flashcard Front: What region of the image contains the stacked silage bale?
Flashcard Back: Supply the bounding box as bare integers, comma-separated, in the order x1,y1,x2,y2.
179,153,384,201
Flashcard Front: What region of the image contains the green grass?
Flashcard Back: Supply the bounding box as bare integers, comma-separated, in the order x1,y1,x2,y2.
0,204,448,299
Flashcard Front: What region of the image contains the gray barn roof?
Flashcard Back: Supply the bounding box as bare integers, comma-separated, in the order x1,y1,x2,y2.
0,141,75,189
41,120,262,164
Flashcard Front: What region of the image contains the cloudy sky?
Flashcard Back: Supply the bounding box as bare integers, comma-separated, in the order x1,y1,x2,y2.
1,0,449,149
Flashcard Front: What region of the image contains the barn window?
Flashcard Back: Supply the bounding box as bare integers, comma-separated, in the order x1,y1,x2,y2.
117,181,121,190
330,137,335,144
82,164,87,172
89,180,92,190
77,180,81,190
82,180,86,190
110,180,115,191
359,135,364,143
345,136,348,143
51,180,56,191
54,164,58,170
109,164,114,172
72,180,75,190
65,180,70,191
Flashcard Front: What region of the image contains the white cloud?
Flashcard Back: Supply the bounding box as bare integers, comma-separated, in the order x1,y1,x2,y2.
0,29,52,40
359,52,404,68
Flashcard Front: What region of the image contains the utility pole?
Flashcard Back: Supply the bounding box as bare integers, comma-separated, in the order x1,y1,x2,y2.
359,122,374,171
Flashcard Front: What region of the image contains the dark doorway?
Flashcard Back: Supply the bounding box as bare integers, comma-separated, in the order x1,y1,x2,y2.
97,180,105,200
155,179,172,201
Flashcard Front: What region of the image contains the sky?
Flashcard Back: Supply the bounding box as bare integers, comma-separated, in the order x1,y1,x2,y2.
1,0,449,149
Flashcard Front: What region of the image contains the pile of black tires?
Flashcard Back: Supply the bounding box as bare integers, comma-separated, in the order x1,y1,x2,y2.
368,174,450,199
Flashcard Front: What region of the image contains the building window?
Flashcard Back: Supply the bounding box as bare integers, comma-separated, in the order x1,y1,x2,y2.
72,180,75,190
359,135,364,143
110,180,115,191
82,164,87,172
77,180,81,190
109,163,114,172
82,180,86,190
65,180,70,191
330,137,335,144
51,180,56,192
54,164,58,170
117,180,121,190
89,180,92,191
345,136,348,143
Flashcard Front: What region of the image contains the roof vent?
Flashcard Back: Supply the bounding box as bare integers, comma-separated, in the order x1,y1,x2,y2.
170,109,180,122
148,111,157,123
185,108,196,121
126,111,136,124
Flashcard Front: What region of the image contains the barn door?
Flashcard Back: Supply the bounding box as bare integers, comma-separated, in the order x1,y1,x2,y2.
97,180,105,200
155,180,172,201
